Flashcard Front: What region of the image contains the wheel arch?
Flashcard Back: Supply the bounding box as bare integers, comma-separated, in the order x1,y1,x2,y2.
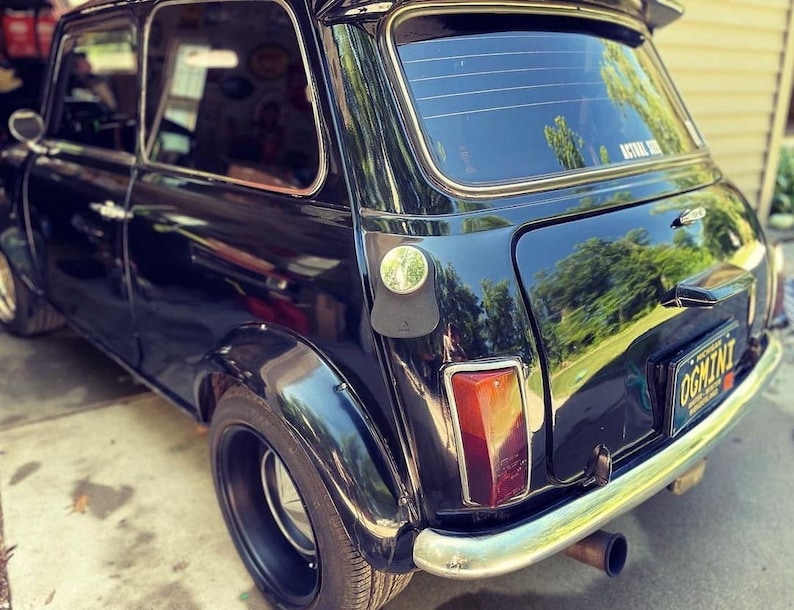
195,323,418,573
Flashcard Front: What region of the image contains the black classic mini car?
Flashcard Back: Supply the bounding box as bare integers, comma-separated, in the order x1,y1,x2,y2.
0,0,784,608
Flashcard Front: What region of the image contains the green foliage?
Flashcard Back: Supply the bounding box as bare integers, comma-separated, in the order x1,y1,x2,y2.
600,41,689,155
542,42,691,175
434,266,530,358
531,228,714,369
380,247,427,293
772,146,794,215
544,115,586,171
333,28,455,216
436,265,487,358
460,215,512,234
481,279,524,354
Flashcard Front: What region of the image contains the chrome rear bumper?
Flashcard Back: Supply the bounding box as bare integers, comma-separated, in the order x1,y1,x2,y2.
413,333,782,579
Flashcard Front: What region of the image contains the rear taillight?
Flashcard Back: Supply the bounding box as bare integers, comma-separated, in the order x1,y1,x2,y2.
444,361,530,508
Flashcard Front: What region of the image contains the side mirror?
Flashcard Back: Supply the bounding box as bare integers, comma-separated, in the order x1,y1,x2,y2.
8,109,44,146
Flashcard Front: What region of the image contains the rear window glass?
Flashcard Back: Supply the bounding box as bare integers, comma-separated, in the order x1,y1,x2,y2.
390,14,701,188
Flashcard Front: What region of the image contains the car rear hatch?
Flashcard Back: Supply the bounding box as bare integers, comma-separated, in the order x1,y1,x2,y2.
385,5,771,484
514,186,768,482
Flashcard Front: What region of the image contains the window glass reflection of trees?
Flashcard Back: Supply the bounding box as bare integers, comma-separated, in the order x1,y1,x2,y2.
434,266,530,360
543,40,693,173
397,23,698,185
530,194,755,372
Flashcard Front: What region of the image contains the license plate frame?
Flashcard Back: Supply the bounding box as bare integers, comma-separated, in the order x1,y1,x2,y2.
665,321,740,436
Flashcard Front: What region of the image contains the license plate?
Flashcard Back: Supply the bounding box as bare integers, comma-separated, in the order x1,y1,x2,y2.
666,321,740,436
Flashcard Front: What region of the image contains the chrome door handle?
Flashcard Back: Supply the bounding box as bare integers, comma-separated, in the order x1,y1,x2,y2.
89,200,132,221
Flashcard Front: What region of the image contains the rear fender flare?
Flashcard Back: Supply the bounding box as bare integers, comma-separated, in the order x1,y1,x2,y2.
195,323,418,572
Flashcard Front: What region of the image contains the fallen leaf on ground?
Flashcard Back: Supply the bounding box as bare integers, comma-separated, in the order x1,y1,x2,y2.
196,424,209,436
72,494,90,514
44,590,55,605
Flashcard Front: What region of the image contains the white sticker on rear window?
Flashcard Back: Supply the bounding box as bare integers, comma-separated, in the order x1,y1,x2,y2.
619,139,662,160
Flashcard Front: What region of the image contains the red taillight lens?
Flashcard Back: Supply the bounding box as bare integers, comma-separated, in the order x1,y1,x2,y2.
446,365,530,507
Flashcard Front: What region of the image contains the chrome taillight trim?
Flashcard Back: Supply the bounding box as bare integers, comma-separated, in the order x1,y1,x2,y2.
442,358,531,508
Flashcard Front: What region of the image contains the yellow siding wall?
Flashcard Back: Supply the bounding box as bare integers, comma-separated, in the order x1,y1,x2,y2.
654,0,793,210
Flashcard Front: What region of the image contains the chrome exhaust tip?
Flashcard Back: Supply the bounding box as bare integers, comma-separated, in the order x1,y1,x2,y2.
563,530,627,577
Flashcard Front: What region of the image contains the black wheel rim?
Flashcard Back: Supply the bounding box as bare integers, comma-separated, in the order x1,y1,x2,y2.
217,424,319,607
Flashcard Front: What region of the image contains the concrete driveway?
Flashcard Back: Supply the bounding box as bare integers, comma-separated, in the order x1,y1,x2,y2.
0,329,271,609
0,325,793,610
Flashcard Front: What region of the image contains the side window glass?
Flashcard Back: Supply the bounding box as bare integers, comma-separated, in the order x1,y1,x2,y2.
144,0,321,192
52,26,138,153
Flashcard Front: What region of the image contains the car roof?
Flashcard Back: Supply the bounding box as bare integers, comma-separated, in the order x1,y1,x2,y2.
66,0,683,31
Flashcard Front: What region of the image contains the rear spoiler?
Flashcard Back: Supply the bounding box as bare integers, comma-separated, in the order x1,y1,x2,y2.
317,0,684,30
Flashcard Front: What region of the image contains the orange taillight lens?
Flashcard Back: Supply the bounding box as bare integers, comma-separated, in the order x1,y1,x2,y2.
446,365,530,507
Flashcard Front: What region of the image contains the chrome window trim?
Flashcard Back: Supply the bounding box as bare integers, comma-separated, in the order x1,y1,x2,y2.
442,357,531,508
381,2,710,200
140,0,328,198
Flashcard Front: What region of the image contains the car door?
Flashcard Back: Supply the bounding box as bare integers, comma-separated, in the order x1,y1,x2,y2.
125,0,357,406
23,14,139,363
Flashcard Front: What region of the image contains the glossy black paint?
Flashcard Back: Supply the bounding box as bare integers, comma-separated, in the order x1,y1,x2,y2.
26,146,138,362
323,19,765,525
0,0,774,571
122,162,420,569
351,181,770,524
515,182,767,483
0,0,422,571
197,323,418,571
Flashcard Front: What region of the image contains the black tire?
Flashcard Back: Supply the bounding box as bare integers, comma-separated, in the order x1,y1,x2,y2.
209,386,413,610
0,250,63,337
